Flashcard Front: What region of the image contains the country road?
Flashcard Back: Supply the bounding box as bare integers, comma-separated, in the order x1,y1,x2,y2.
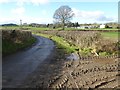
2,35,55,88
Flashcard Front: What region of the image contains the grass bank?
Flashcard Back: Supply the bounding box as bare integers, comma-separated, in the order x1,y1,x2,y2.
35,33,79,54
2,37,36,56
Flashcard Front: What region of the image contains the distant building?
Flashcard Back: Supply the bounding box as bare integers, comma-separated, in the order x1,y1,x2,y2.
77,25,96,29
77,26,87,29
100,24,106,28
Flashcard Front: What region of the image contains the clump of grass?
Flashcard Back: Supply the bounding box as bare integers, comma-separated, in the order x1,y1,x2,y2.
79,48,93,56
98,52,111,56
36,33,79,54
2,37,36,56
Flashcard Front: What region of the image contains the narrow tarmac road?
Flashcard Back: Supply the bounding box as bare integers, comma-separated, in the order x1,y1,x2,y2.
2,35,55,88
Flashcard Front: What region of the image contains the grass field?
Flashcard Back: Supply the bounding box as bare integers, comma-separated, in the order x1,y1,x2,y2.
101,32,119,40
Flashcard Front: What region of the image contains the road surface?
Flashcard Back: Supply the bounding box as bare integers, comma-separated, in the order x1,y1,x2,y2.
2,35,55,88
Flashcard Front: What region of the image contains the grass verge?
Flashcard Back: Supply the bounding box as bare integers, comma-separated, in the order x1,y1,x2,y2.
2,37,36,56
35,33,118,57
35,33,79,54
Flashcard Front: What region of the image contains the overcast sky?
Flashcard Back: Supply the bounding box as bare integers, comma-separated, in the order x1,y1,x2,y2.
0,0,119,24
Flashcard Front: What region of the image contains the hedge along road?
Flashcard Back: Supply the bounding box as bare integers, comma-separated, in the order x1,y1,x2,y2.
2,35,55,88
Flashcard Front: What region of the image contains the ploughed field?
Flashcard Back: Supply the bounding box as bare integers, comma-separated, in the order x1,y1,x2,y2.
46,56,119,88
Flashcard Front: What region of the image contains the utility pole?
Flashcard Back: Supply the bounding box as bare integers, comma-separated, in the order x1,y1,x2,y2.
20,19,22,29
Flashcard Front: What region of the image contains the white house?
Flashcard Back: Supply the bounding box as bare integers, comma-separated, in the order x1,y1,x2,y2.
77,26,91,29
100,24,106,28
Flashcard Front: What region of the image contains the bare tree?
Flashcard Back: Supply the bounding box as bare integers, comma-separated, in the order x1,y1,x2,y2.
53,5,74,30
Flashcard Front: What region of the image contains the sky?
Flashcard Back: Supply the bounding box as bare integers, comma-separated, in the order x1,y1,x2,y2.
0,0,119,25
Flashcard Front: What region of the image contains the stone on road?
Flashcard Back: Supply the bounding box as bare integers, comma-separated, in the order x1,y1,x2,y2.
2,35,55,88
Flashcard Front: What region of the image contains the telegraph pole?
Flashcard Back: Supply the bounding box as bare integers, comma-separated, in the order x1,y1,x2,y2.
20,19,22,29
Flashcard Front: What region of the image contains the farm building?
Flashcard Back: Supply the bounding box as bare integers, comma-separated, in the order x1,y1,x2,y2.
77,26,90,29
99,24,106,28
77,25,98,29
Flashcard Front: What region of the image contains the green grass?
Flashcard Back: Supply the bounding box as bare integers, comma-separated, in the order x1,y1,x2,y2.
0,26,50,30
101,32,119,40
0,26,21,30
90,28,118,30
2,37,36,56
26,27,50,30
35,33,79,53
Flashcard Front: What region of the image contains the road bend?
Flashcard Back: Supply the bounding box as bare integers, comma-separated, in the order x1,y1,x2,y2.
2,35,55,88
